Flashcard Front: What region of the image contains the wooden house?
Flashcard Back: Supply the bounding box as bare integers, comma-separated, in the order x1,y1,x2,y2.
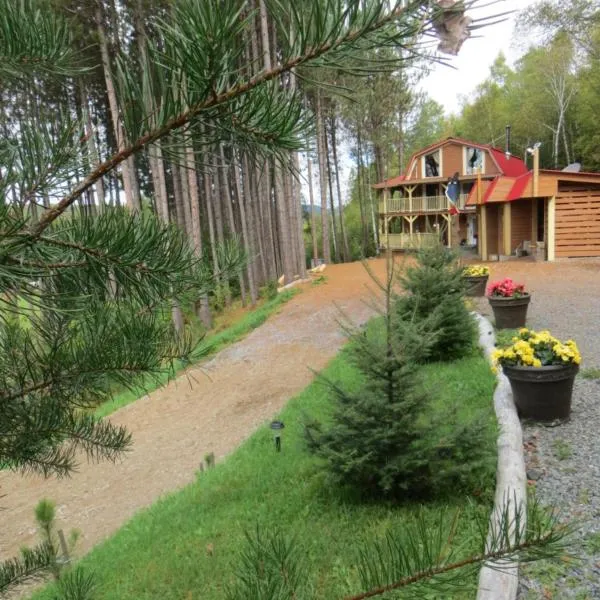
375,137,600,260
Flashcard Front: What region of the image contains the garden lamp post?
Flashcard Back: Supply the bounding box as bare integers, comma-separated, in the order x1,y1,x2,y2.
270,420,285,452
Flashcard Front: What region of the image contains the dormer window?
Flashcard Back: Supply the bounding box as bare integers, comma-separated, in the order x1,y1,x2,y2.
422,150,441,178
465,147,484,175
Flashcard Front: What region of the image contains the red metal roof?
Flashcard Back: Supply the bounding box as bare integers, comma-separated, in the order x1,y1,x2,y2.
506,173,532,200
483,177,499,203
489,149,529,177
372,174,406,189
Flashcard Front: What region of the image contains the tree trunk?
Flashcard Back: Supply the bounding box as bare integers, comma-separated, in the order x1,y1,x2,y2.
80,86,105,213
95,5,140,212
234,152,258,304
274,168,295,283
187,144,212,328
315,91,331,263
324,118,340,262
356,130,369,253
307,155,318,263
331,115,349,261
220,144,247,307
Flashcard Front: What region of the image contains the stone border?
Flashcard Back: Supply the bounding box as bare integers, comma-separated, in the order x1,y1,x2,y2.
474,313,527,600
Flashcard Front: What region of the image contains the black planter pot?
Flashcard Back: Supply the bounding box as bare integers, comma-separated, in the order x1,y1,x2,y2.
462,275,488,297
503,363,579,423
488,294,531,329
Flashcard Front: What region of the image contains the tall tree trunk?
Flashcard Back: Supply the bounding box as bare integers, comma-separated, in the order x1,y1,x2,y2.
203,165,221,287
274,168,295,283
331,115,349,262
324,118,340,262
234,152,258,304
307,155,318,264
356,130,369,253
80,86,105,213
315,91,331,263
187,144,212,328
95,6,140,212
220,144,247,307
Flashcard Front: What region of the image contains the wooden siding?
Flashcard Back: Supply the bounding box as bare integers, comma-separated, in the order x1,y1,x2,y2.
443,144,463,178
486,204,499,255
555,190,600,257
511,200,533,253
484,150,501,175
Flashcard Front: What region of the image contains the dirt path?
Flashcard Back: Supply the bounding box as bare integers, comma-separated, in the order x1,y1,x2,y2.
0,259,387,566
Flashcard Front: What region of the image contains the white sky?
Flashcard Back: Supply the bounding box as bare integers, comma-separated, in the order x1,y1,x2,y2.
419,0,540,115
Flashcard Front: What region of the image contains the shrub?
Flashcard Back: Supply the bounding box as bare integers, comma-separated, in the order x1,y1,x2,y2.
306,298,494,500
395,243,476,362
259,279,279,300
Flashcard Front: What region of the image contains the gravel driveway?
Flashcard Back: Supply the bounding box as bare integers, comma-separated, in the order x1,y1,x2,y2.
475,258,600,599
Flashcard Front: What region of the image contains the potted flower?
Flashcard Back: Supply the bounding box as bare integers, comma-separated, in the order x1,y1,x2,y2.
462,265,489,297
487,277,530,329
493,329,581,422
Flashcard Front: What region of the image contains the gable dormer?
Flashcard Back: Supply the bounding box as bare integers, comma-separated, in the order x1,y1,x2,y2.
403,138,518,181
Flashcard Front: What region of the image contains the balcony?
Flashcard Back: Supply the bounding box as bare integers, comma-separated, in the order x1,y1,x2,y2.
380,233,440,251
379,193,469,214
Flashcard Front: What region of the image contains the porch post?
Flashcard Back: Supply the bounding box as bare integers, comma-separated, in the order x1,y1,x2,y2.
480,204,488,261
531,199,538,244
383,189,390,250
547,196,556,261
503,203,512,255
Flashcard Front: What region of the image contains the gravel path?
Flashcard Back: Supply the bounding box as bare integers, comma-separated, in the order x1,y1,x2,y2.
475,259,600,599
0,259,386,597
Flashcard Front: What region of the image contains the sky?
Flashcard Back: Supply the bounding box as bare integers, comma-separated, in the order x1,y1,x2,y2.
418,0,540,115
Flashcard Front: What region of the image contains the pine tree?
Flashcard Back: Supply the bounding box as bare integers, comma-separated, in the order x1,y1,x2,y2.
306,258,491,500
395,243,477,362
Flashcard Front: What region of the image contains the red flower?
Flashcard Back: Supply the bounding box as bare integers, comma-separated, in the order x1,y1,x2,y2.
486,278,526,298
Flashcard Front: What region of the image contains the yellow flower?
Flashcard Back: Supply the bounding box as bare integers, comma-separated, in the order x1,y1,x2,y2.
532,358,542,368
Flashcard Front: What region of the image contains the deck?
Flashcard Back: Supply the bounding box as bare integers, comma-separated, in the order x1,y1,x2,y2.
379,194,469,214
379,233,440,251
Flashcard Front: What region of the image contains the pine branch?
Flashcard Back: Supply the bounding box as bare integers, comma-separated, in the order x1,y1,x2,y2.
0,542,55,594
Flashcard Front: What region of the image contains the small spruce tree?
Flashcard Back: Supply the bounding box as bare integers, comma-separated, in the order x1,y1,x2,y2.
395,242,476,362
306,259,492,500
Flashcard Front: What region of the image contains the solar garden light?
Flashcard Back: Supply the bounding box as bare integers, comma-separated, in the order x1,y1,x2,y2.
270,420,285,452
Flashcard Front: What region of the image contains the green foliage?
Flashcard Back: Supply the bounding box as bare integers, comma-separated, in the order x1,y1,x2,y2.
306,315,495,500
225,527,305,600
28,332,497,600
396,244,476,363
52,567,97,600
259,279,279,300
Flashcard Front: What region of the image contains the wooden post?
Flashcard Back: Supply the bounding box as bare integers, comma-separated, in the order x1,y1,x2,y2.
480,204,488,261
531,199,538,244
406,185,415,213
547,196,556,261
533,147,540,197
503,203,512,256
383,189,390,251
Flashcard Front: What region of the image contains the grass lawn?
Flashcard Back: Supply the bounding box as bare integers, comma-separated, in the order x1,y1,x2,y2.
95,289,298,418
30,326,497,600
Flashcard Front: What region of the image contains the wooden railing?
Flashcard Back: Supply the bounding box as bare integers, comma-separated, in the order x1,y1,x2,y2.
379,194,469,214
380,233,440,251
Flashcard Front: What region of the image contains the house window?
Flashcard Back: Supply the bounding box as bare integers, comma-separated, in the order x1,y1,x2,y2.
464,147,484,174
422,150,441,178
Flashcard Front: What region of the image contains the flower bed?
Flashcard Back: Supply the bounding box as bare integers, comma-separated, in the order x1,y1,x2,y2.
492,329,581,370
